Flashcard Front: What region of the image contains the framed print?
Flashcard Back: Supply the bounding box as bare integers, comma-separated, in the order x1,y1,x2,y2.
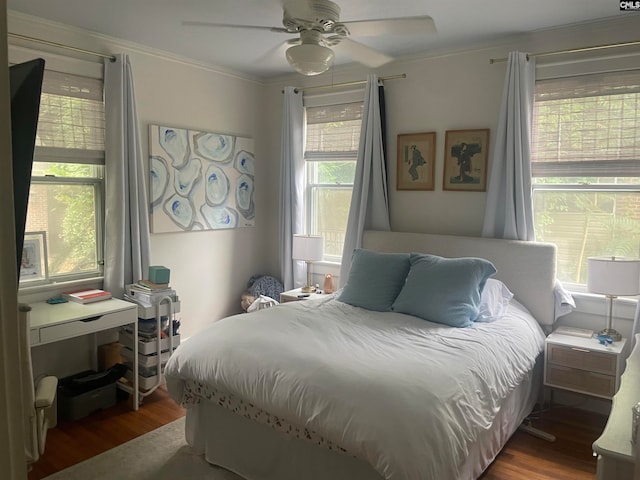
396,132,436,190
20,231,48,282
443,129,490,192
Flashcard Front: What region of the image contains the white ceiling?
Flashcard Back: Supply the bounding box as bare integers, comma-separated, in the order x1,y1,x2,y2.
6,0,631,79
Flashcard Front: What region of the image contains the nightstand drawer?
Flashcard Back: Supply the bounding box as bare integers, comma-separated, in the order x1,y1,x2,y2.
546,364,615,397
547,343,617,375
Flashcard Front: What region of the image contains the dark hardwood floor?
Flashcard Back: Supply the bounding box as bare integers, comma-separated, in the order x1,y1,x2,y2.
29,391,605,480
28,386,185,480
481,406,606,480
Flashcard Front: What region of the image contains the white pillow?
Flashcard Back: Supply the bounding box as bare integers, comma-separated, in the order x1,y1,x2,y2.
474,278,514,322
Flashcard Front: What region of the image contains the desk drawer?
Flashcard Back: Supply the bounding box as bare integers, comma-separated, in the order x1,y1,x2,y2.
546,364,615,398
547,343,616,375
39,309,135,344
29,328,40,345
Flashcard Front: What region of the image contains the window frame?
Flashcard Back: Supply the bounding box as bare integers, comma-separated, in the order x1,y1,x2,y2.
305,160,357,263
303,99,363,264
531,68,640,289
12,49,107,290
28,147,106,284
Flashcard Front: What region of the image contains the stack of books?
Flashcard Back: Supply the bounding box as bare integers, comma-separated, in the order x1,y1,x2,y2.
124,280,177,308
135,279,171,291
62,288,112,304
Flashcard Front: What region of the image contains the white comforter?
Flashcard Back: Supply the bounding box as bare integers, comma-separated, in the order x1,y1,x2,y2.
165,295,545,480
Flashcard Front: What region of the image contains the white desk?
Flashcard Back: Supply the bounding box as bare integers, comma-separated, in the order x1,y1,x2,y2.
28,298,139,411
593,334,640,479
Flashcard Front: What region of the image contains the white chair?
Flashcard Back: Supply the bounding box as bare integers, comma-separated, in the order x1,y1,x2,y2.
19,304,58,468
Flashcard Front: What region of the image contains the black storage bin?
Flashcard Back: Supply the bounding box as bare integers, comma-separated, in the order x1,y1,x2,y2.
57,365,126,421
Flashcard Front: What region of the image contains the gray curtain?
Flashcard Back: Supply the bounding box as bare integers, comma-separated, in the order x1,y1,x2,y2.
339,74,391,285
103,54,151,298
482,52,574,323
482,51,536,241
279,87,305,291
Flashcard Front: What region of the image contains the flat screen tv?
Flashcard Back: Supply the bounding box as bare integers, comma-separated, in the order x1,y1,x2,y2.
9,58,45,281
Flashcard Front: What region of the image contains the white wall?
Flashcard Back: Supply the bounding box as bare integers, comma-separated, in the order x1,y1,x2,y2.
130,53,272,339
262,14,640,313
265,15,640,237
9,12,279,343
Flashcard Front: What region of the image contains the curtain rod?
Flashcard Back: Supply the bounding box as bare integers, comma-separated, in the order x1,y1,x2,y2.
8,32,117,62
489,40,640,64
282,73,406,94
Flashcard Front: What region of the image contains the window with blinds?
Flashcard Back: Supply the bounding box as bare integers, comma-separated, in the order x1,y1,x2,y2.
21,68,105,287
305,102,364,261
37,70,105,151
531,69,640,285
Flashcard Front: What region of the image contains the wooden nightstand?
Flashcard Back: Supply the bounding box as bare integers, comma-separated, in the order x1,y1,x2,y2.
279,288,326,303
544,332,627,399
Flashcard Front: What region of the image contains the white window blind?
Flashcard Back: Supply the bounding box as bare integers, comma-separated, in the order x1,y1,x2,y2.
305,102,364,159
532,70,640,177
532,69,640,285
36,70,105,151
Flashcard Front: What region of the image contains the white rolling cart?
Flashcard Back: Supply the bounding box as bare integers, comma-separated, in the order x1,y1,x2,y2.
120,294,180,403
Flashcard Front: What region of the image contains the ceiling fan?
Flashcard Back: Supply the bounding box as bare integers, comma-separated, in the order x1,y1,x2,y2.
183,0,436,76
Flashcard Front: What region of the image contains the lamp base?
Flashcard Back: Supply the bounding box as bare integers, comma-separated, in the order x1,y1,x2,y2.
300,285,316,293
598,328,622,342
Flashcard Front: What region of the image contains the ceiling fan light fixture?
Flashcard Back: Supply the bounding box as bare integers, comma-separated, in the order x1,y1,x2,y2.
286,43,334,76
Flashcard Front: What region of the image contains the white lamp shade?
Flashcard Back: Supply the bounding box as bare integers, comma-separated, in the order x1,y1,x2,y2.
285,44,334,76
292,235,323,261
587,257,640,296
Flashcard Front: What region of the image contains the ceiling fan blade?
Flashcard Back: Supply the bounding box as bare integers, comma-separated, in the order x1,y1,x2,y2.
334,37,393,68
256,39,299,66
341,16,436,37
181,20,290,34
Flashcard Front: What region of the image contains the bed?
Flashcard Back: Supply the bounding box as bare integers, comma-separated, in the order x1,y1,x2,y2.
164,230,557,480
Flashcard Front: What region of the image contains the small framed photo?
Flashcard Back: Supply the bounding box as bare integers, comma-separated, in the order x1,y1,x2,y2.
396,132,436,191
443,129,490,192
20,231,48,283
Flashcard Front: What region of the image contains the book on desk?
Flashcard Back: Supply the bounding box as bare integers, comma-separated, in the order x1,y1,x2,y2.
62,289,112,304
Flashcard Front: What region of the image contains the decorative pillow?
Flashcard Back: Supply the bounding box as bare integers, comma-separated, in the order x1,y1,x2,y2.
475,278,514,323
338,249,411,312
391,253,497,327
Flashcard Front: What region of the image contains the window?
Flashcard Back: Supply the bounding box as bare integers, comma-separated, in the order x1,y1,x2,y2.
532,70,640,286
305,102,364,262
21,69,105,285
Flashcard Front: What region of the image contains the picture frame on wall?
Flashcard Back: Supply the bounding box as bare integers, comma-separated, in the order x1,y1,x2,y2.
396,132,436,191
443,129,490,192
20,231,48,283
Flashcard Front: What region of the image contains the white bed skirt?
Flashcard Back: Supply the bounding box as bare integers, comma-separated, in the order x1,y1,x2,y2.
184,358,542,480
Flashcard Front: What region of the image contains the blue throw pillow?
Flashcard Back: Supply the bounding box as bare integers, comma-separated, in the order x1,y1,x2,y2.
338,249,411,312
391,253,497,327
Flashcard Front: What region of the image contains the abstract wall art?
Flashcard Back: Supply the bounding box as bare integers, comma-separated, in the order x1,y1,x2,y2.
149,125,255,233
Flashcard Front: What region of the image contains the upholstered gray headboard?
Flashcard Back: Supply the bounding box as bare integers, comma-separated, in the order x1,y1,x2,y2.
362,230,557,327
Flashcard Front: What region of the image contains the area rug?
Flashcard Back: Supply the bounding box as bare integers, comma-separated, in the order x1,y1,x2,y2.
43,417,243,479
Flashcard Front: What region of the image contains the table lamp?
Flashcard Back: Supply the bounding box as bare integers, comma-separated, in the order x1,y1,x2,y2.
587,256,640,342
292,234,323,293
